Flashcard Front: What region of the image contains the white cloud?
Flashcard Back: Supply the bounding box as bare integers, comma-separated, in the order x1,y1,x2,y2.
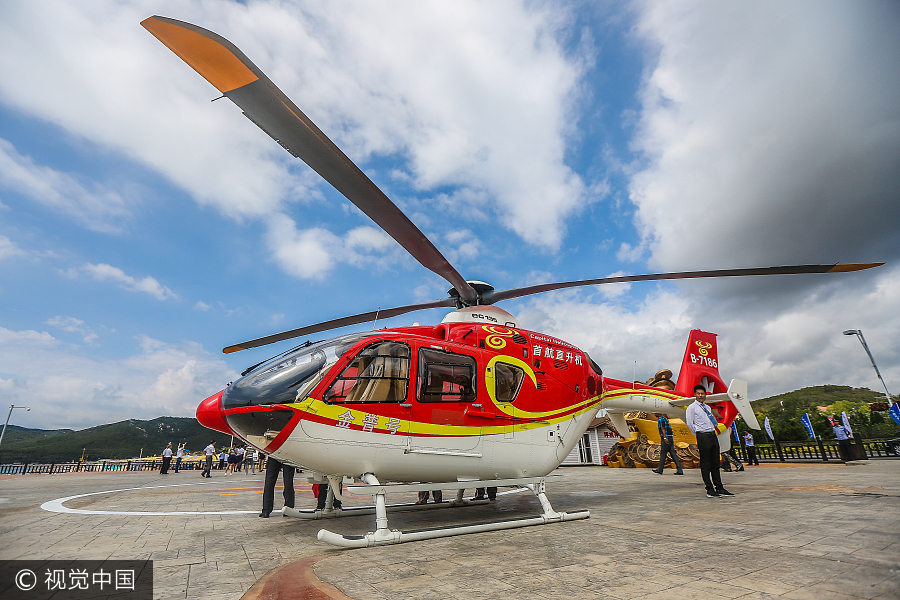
264,214,339,280
45,316,98,344
443,229,481,261
0,138,130,233
0,235,25,259
194,300,211,311
0,327,238,430
627,1,900,270
595,271,632,299
265,214,405,279
81,263,178,300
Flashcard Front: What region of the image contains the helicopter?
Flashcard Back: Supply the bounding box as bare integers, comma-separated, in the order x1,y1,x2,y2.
142,16,882,548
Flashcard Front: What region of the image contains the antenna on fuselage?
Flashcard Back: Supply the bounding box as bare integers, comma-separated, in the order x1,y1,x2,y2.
372,307,381,330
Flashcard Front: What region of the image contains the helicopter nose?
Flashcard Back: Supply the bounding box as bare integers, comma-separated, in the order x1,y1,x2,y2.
196,389,236,435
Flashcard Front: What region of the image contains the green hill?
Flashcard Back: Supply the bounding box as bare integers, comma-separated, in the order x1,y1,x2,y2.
741,385,898,441
0,424,74,444
0,417,224,464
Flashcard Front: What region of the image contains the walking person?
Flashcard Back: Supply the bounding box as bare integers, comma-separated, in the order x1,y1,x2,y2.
654,413,684,475
743,432,760,465
174,443,185,473
685,385,733,498
260,456,295,517
160,443,173,474
201,440,216,478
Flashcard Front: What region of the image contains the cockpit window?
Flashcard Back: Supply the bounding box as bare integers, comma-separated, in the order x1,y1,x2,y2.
418,348,476,403
324,341,410,404
222,332,378,408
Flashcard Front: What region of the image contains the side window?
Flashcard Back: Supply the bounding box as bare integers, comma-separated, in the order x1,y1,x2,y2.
418,348,476,403
324,341,410,404
495,362,525,403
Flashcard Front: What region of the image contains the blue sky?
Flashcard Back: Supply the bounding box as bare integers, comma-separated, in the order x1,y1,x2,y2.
1,1,898,430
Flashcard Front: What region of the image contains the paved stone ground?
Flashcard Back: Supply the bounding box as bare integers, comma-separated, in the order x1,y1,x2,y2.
1,461,898,599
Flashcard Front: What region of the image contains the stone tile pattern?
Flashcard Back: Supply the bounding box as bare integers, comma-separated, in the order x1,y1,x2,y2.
1,461,898,599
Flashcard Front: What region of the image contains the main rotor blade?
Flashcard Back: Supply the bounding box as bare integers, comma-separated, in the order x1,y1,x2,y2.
482,263,884,304
222,297,459,354
142,16,478,304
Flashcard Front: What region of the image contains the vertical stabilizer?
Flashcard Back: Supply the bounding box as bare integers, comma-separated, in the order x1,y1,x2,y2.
675,329,739,428
674,330,727,397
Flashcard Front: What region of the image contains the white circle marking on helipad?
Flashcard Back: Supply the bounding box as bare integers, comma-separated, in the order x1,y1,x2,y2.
40,479,261,516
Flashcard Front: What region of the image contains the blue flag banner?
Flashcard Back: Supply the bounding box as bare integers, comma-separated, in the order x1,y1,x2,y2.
731,421,740,442
890,402,900,429
801,413,816,439
841,411,853,435
764,416,775,441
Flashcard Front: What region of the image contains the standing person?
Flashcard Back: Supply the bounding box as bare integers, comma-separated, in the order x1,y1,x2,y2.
226,446,237,474
160,443,173,474
236,445,245,474
743,432,760,465
654,413,684,475
833,420,855,462
685,385,733,498
218,448,227,471
201,440,216,478
174,443,185,473
260,456,295,518
473,487,497,500
416,490,442,504
244,446,257,475
317,482,343,510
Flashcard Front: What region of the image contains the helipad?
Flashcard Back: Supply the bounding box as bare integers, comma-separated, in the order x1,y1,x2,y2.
1,462,898,599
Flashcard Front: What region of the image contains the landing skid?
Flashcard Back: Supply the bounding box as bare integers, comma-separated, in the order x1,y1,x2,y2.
282,496,490,520
313,474,589,548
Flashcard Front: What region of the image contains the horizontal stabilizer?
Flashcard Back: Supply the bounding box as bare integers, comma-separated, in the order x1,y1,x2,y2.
724,379,758,429
606,412,633,440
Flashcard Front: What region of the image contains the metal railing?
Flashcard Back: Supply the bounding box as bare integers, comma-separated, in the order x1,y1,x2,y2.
740,437,899,462
0,458,217,475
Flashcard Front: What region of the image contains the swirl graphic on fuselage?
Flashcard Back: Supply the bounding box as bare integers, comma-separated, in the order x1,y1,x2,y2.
483,325,516,350
695,340,713,357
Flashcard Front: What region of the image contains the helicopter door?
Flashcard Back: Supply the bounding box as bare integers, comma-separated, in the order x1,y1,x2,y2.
490,360,527,441
304,341,411,447
409,347,482,454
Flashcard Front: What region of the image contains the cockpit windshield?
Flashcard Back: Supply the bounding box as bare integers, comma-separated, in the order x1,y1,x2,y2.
221,332,380,408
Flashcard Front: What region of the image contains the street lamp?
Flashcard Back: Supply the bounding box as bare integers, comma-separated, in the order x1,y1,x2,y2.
0,405,31,449
843,329,893,403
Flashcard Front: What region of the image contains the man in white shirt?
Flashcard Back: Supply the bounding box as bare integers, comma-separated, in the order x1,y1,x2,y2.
685,385,733,498
743,432,759,465
174,443,185,473
201,440,216,478
833,421,854,462
160,443,173,474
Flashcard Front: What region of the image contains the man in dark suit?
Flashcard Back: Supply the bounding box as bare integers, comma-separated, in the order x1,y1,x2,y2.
260,453,295,517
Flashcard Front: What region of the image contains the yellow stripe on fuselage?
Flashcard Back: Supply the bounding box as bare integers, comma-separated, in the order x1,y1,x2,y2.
287,396,603,437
